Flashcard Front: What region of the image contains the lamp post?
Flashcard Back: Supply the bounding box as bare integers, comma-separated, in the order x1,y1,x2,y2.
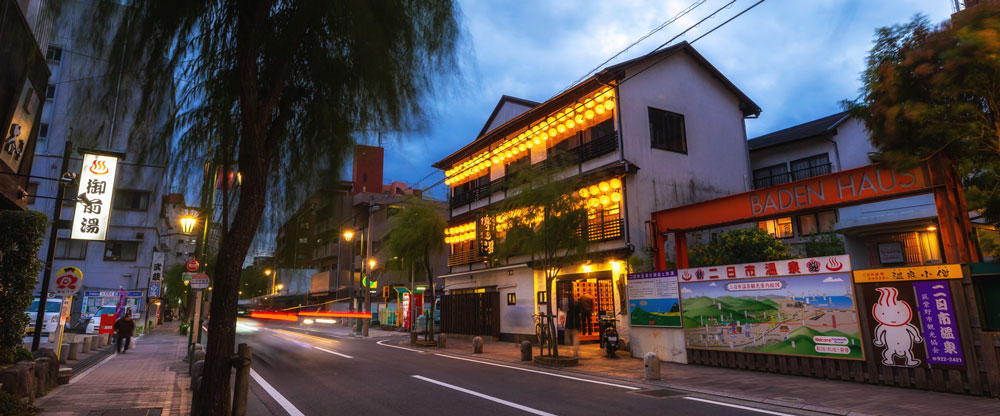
342,229,355,328
362,258,376,336
265,268,274,295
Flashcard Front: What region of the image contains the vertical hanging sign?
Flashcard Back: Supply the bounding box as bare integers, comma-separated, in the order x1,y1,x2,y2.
71,153,119,241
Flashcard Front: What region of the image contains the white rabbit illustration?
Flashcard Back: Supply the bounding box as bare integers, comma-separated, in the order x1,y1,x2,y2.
872,287,922,367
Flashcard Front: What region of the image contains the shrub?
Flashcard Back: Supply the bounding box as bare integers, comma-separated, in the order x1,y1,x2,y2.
690,227,796,267
805,231,847,257
0,211,46,352
13,347,33,363
0,390,38,416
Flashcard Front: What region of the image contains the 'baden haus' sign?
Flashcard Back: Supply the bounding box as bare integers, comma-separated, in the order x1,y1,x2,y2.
71,152,120,241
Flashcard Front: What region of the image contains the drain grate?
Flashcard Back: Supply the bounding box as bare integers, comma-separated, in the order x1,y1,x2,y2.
629,389,687,398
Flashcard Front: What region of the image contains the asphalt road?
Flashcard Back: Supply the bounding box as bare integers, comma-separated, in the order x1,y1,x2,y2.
236,319,820,416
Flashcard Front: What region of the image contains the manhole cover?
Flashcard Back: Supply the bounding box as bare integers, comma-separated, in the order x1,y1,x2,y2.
629,389,686,398
87,408,162,416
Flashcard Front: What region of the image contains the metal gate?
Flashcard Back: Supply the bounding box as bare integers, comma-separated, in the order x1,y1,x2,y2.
440,292,500,338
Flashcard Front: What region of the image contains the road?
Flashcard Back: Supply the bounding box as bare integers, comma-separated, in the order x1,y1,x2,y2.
236,319,820,416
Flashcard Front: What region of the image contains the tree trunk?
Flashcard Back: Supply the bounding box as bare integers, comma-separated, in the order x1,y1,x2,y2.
545,273,559,357
424,249,435,341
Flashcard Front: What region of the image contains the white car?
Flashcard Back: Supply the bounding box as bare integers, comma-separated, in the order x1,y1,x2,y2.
85,307,118,334
25,298,63,335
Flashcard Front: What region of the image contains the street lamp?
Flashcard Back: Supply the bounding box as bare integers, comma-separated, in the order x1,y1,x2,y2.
368,258,376,270
276,283,284,294
179,214,198,234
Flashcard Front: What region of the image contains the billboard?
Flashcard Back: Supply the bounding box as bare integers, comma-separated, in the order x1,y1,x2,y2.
680,263,864,360
627,271,681,327
71,152,119,241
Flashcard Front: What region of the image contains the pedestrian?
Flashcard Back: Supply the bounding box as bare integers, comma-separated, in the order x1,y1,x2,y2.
579,293,595,336
114,311,136,354
565,296,582,358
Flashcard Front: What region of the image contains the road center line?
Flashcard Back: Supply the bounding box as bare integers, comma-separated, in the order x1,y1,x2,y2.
683,397,795,416
250,368,305,416
315,346,353,359
434,353,640,390
412,375,557,416
377,339,424,352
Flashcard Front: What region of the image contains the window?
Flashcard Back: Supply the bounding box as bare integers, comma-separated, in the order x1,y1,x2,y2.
298,237,308,244
752,164,789,188
589,119,615,141
790,154,832,181
38,123,49,138
758,217,793,238
55,238,87,259
300,221,310,229
505,154,530,177
113,190,150,210
46,45,63,62
648,107,686,154
586,203,623,242
104,241,139,261
26,182,38,204
799,210,838,235
45,85,56,100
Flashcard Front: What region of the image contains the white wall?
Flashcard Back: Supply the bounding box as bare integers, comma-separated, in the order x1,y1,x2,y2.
444,266,536,336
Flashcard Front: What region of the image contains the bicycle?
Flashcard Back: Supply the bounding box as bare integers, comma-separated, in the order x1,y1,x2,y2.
532,313,552,355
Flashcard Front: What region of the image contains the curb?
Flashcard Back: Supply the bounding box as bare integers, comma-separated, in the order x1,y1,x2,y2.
406,340,864,416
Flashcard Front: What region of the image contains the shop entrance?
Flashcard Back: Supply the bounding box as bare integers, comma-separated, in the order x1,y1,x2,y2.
555,271,615,344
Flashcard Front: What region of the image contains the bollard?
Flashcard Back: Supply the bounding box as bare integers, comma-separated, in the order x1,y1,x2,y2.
231,343,252,416
190,360,204,389
59,344,69,364
438,333,447,348
520,341,532,361
96,335,104,348
409,331,418,345
644,352,661,381
67,342,79,360
473,336,484,354
190,350,206,374
192,375,203,411
81,336,92,354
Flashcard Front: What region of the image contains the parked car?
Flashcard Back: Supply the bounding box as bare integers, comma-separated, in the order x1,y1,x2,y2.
85,307,118,334
25,298,63,335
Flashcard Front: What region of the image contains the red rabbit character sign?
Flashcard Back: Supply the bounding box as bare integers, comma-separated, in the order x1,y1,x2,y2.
872,287,923,367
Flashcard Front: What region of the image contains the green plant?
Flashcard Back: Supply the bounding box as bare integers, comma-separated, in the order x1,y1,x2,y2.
179,322,190,335
690,227,796,267
0,390,38,416
13,347,33,363
0,211,46,353
805,231,847,257
385,198,446,341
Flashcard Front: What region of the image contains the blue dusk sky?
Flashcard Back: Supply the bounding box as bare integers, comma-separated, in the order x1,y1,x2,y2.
373,0,954,199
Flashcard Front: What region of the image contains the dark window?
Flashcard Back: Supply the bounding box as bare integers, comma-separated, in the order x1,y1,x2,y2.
648,107,687,154
46,45,62,62
45,85,56,99
298,237,308,244
589,119,615,141
505,154,530,177
113,190,150,210
752,163,789,188
38,123,49,138
55,238,87,259
790,154,832,181
104,241,139,261
26,182,38,204
548,132,582,158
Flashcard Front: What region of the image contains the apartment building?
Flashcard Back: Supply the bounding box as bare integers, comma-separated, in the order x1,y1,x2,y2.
433,42,760,358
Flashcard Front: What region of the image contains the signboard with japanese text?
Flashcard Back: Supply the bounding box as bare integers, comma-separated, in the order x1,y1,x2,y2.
70,153,119,241
853,264,962,283
190,273,210,289
53,266,83,297
150,252,165,283
2,80,39,173
627,271,681,327
148,282,161,299
877,242,905,264
477,214,495,257
677,255,850,282
912,281,965,366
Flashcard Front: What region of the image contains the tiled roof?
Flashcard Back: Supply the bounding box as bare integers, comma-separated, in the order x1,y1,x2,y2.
748,111,851,151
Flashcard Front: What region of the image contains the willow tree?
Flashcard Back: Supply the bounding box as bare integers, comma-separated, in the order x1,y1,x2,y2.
492,165,589,358
76,1,461,414
384,197,446,339
844,5,1000,233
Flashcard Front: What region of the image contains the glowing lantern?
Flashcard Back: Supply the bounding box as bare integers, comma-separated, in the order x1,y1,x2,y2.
579,187,590,198
604,100,615,111
532,125,541,133
610,192,621,202
557,124,566,133
600,195,610,205
566,119,576,129
533,137,541,145
492,157,500,164
575,114,585,124
526,141,533,148
589,185,599,195
546,116,555,124
599,181,610,192
485,161,492,167
518,143,525,152
539,122,548,131
505,151,512,158
610,178,622,189
595,93,606,103
595,105,606,115
585,110,595,120
585,100,595,109
588,198,600,207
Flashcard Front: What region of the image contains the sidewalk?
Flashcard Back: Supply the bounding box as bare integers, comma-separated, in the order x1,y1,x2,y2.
423,337,1000,416
36,322,192,416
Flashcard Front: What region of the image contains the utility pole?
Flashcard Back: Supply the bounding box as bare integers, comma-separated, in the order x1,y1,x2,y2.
32,141,73,351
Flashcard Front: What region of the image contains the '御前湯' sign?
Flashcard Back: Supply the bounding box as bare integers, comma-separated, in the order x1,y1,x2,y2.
678,255,864,360
627,271,681,327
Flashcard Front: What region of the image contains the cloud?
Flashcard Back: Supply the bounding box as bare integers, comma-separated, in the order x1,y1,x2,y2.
822,276,845,283
681,287,693,294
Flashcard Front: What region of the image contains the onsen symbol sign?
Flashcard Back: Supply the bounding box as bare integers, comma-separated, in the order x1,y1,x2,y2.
54,266,84,296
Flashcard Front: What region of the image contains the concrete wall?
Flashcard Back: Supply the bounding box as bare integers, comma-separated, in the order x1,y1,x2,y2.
444,266,536,337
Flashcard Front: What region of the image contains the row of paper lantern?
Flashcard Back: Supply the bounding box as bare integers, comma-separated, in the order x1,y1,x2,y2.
444,222,476,244
574,178,622,208
444,87,616,186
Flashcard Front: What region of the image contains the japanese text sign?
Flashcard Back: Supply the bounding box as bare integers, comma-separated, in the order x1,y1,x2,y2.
677,255,850,283
71,153,119,241
148,282,161,299
150,252,165,282
853,264,962,283
53,266,83,297
913,281,965,366
627,271,681,327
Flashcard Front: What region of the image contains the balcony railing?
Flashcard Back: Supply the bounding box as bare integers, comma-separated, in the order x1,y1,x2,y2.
448,250,481,266
585,217,624,242
753,163,832,189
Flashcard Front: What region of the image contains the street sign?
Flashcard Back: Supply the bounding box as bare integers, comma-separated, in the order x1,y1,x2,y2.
182,272,195,282
53,266,83,297
71,152,119,241
150,252,165,282
185,258,200,272
190,273,210,290
148,282,161,298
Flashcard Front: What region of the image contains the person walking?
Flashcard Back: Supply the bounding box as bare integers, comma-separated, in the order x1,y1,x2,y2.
113,312,136,354
565,296,582,358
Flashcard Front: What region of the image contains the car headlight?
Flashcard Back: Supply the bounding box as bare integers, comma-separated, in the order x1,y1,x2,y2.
50,316,58,323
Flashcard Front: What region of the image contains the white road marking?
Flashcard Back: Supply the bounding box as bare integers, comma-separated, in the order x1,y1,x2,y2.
250,368,305,416
412,375,557,416
377,339,424,353
315,346,353,359
683,397,795,416
435,353,640,390
68,354,116,385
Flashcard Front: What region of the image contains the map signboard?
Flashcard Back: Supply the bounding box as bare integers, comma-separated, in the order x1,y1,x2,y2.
627,271,681,327
679,258,863,360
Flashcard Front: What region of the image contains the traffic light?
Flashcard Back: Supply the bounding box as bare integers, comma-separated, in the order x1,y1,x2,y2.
383,286,390,299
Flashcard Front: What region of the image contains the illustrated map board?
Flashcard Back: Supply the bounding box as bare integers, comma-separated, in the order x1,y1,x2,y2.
677,255,864,360
627,271,681,327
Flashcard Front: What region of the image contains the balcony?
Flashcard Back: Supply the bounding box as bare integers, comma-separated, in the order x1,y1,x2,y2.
753,163,832,189
585,217,624,242
448,250,481,266
450,177,506,209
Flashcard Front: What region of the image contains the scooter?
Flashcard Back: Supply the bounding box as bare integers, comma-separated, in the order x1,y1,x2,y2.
599,315,620,358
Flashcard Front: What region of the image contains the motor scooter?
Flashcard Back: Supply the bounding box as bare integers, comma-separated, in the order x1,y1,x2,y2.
599,315,620,358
